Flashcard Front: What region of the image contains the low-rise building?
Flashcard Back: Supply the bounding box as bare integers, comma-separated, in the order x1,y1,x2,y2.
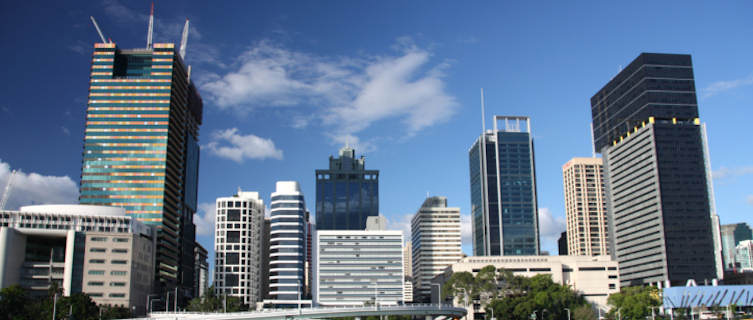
0,205,155,314
313,227,404,307
194,243,209,298
432,255,619,320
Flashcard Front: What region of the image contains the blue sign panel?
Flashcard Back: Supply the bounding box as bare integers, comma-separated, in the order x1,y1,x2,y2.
663,286,753,308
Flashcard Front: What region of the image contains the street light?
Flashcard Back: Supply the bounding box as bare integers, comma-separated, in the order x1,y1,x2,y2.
564,308,571,320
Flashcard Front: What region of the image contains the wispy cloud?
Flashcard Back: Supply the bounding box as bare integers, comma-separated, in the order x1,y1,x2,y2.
68,40,89,55
747,195,753,206
201,39,458,145
194,202,216,236
204,128,283,163
713,166,753,180
0,160,79,211
702,74,753,99
61,127,71,136
387,213,413,242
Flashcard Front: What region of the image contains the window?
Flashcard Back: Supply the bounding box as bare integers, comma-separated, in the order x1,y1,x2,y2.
109,293,125,298
113,238,129,243
112,249,128,254
88,293,103,297
111,271,127,276
91,237,107,242
89,259,105,264
88,281,104,286
88,270,105,275
89,248,106,253
109,282,126,287
111,260,128,265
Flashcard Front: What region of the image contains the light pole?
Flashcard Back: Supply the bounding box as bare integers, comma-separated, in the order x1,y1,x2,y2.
542,309,547,320
431,283,442,309
489,306,495,320
565,308,571,320
52,293,57,320
650,306,660,320
166,291,171,312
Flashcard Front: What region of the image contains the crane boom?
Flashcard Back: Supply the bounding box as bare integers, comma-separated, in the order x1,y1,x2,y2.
90,16,107,43
179,19,190,59
0,170,17,211
146,2,154,48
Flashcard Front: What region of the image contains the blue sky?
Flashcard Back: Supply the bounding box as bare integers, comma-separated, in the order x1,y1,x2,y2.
1,1,752,269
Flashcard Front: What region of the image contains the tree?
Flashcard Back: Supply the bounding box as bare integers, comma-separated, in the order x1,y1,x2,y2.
442,271,476,305
0,285,33,320
606,286,661,320
487,274,588,320
573,305,598,320
187,286,247,312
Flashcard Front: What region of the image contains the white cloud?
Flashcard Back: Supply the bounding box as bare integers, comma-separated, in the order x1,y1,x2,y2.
387,213,412,242
61,126,71,136
747,195,753,207
193,202,215,236
326,133,377,154
713,166,753,180
201,39,458,144
204,128,283,163
0,160,78,211
702,74,753,99
538,207,566,247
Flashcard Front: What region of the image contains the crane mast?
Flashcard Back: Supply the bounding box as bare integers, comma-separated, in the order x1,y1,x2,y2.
0,170,17,211
90,16,108,43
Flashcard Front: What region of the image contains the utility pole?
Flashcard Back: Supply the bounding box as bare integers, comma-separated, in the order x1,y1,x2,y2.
52,293,57,320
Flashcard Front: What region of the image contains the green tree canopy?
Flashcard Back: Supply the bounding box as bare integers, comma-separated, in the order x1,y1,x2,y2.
607,286,661,320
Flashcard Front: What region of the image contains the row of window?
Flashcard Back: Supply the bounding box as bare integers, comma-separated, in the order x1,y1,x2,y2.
89,259,128,264
87,281,127,287
87,292,126,298
91,236,130,243
89,248,128,254
87,270,128,276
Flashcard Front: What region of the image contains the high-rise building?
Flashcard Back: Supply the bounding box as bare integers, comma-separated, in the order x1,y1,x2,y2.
735,240,753,272
591,53,718,286
213,190,265,306
260,217,271,301
78,42,203,296
404,241,412,278
468,116,540,256
562,157,608,256
411,196,463,302
315,146,379,230
313,228,404,306
265,181,310,308
558,232,568,255
194,243,208,298
721,223,753,270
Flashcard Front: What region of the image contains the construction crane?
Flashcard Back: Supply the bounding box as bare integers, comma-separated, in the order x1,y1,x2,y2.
0,170,17,211
89,16,109,43
146,2,154,48
179,18,190,59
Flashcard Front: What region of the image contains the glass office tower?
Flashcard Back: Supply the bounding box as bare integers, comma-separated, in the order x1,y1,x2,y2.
79,43,202,296
468,116,540,256
315,146,378,230
592,53,718,286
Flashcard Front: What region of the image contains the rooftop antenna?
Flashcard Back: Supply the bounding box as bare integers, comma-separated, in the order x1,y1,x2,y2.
89,16,108,43
146,2,154,49
480,88,487,134
179,19,190,59
589,123,596,158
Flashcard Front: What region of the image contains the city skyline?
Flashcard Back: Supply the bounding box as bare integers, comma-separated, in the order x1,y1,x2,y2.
1,0,752,278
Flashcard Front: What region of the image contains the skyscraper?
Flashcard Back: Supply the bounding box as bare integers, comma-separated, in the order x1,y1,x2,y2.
469,116,540,256
315,146,378,230
721,223,753,270
562,157,608,256
591,53,718,286
213,190,265,306
411,196,463,302
79,42,202,296
266,181,309,308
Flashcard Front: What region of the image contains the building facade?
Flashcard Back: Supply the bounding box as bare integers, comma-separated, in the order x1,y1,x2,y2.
404,241,412,278
0,205,155,314
265,181,309,308
469,116,540,256
410,196,463,302
78,42,203,297
592,53,719,286
315,146,378,230
213,190,265,306
562,157,609,256
735,240,753,272
721,223,753,270
313,230,404,306
194,243,208,298
433,255,619,320
558,232,568,255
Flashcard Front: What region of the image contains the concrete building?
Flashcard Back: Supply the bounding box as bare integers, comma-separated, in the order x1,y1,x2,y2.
469,116,540,256
562,157,609,256
403,280,413,304
194,243,208,298
0,205,155,314
404,241,412,278
735,240,753,272
213,190,265,306
313,228,404,307
432,255,619,320
411,196,463,302
591,53,720,286
721,223,753,270
265,181,310,308
316,146,379,230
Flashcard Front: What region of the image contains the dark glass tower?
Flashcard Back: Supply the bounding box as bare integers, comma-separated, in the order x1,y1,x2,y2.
468,116,540,256
592,53,718,286
79,42,202,297
315,146,379,230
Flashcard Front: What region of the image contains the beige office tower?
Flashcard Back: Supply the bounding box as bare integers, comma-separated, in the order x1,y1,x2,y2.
404,241,412,278
562,157,609,256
